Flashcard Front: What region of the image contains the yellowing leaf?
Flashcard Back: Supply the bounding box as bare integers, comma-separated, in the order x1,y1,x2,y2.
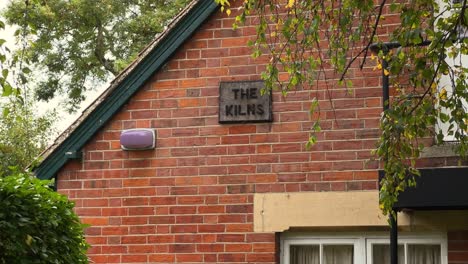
226,9,231,16
286,0,295,8
26,235,33,246
439,88,447,100
384,69,390,76
431,82,437,93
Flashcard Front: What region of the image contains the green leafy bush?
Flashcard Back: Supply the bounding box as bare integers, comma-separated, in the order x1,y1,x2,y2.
0,173,88,263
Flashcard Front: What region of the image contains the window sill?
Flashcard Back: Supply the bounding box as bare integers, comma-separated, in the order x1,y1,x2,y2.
420,143,459,158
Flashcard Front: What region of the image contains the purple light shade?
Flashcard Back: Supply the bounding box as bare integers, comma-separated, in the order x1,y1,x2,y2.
120,129,156,150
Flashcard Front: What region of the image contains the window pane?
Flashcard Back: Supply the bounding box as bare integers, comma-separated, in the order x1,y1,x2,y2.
407,244,441,264
290,245,319,264
323,245,353,264
372,244,404,264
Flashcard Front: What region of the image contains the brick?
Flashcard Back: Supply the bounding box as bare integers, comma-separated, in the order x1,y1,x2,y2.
86,237,106,244
221,135,250,144
219,195,249,204
85,227,102,236
206,251,221,260
217,234,245,242
121,255,147,263
228,165,255,174
246,253,276,262
129,187,156,196
123,159,151,168
197,243,224,252
177,196,204,204
333,160,363,171
176,254,203,262
323,171,354,181
128,207,155,215
123,197,148,206
199,185,226,194
122,178,149,187
169,206,197,215
198,224,225,233
171,224,197,233
149,216,175,225
200,166,227,175
101,208,128,216
102,188,129,197
201,48,229,58
175,234,202,243
102,227,128,236
176,215,204,224
147,235,174,243
226,204,252,214
88,255,109,263
227,184,254,194
219,175,246,185
247,233,275,242
218,253,246,262
128,245,155,253
170,186,198,195
121,216,148,225
129,225,156,234
354,171,378,180
225,243,252,252
226,224,253,232
81,217,109,225
206,196,219,204
75,207,101,216
148,254,175,262
58,180,82,189
277,173,306,182
253,243,275,252
149,196,176,205
198,205,225,214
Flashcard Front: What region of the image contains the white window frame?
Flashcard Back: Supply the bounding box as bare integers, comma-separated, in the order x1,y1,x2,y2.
282,237,365,264
436,50,468,142
435,0,468,141
281,233,447,264
366,235,448,264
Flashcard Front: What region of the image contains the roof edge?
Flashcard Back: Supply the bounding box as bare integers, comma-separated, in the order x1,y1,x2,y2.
34,0,219,180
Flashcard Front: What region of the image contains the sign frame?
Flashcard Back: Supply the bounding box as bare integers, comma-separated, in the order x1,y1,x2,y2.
218,80,273,124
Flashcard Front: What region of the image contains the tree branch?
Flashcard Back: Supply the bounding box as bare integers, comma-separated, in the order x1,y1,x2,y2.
94,22,117,75
339,0,387,82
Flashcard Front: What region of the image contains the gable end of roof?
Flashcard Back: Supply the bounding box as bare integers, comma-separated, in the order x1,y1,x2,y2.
34,0,219,180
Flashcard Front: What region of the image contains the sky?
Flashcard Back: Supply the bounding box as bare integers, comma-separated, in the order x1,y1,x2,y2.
0,1,108,135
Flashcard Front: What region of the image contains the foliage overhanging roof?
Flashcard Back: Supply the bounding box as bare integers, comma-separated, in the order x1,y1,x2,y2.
34,0,218,180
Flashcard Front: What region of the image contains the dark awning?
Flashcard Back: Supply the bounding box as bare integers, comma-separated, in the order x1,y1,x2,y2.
379,167,468,211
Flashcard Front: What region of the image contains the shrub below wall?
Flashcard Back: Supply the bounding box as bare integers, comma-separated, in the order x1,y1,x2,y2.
0,173,89,263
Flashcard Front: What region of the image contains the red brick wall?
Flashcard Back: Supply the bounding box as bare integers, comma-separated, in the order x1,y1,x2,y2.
449,231,468,264
55,3,465,264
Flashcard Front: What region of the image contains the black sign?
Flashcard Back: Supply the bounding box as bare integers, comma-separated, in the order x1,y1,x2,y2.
219,81,272,123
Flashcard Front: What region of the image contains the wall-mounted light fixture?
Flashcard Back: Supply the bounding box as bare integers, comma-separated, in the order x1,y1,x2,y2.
120,129,156,150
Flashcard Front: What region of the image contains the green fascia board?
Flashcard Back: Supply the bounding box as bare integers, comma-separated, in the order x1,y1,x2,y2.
34,0,219,180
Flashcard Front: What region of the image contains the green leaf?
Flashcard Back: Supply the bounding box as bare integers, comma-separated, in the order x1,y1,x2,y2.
2,83,12,96
21,67,31,74
2,107,10,117
2,69,8,79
